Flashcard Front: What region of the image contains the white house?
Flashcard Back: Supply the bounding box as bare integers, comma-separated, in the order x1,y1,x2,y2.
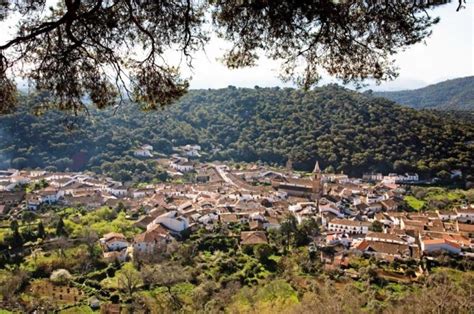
107,184,128,197
365,193,384,204
198,212,219,225
437,210,457,221
29,170,47,177
363,173,383,181
326,233,352,247
384,173,419,183
134,149,153,158
130,188,155,199
170,160,194,173
455,207,474,223
365,232,406,245
100,232,129,252
26,197,41,210
319,203,344,218
382,174,399,184
327,219,370,234
181,144,201,157
420,238,461,254
37,188,64,204
151,211,189,233
323,173,350,184
133,225,170,255
403,173,419,182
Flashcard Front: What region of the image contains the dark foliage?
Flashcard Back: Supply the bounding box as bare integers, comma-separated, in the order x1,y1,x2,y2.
1,86,472,179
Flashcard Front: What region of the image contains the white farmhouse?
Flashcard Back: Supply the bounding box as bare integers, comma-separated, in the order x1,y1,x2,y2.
107,183,128,197
170,160,194,173
134,149,153,158
133,225,170,255
420,238,461,254
100,232,129,252
327,219,371,234
150,211,189,233
456,207,474,223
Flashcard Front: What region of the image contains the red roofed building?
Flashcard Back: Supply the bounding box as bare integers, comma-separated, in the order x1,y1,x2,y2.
420,238,461,254
240,231,268,245
133,224,170,255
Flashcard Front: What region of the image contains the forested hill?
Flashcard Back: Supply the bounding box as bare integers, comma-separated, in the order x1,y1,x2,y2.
373,76,474,111
0,85,473,181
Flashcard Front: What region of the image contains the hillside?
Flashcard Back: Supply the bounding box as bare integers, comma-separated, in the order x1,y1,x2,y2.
373,76,474,111
0,86,473,180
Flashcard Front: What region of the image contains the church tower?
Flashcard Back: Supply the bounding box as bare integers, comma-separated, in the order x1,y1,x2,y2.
312,161,323,205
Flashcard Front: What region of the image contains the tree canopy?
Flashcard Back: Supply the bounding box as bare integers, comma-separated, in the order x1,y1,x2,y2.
1,86,472,180
0,0,457,115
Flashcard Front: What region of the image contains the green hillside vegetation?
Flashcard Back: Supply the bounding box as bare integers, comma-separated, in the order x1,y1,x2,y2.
0,86,473,181
0,198,473,312
374,76,474,110
405,186,474,211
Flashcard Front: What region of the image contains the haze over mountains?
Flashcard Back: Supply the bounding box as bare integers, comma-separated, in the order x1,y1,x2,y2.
1,85,472,181
374,76,474,111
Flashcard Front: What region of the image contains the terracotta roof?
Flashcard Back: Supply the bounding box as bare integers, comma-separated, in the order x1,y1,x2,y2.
458,223,474,233
134,225,169,243
366,232,405,243
360,240,410,256
456,207,474,214
276,177,312,188
250,220,264,230
422,238,461,249
381,199,398,208
240,231,268,245
356,240,370,251
220,214,238,223
330,219,371,227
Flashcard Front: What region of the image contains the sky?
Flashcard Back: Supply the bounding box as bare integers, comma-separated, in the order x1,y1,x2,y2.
1,1,473,92
181,1,473,91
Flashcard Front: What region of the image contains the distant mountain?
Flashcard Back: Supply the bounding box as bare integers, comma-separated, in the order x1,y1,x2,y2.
1,86,473,180
374,76,474,111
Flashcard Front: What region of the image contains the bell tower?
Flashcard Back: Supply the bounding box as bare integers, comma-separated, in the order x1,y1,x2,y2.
312,161,323,205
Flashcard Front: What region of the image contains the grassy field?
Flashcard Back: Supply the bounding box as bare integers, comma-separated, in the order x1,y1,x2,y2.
404,196,425,211
406,187,472,211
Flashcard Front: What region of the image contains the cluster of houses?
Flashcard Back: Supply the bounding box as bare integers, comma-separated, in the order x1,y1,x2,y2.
322,209,473,265
363,172,419,184
1,161,472,265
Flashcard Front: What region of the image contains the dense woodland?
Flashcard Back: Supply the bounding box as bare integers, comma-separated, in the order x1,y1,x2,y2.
0,85,473,181
374,76,474,111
